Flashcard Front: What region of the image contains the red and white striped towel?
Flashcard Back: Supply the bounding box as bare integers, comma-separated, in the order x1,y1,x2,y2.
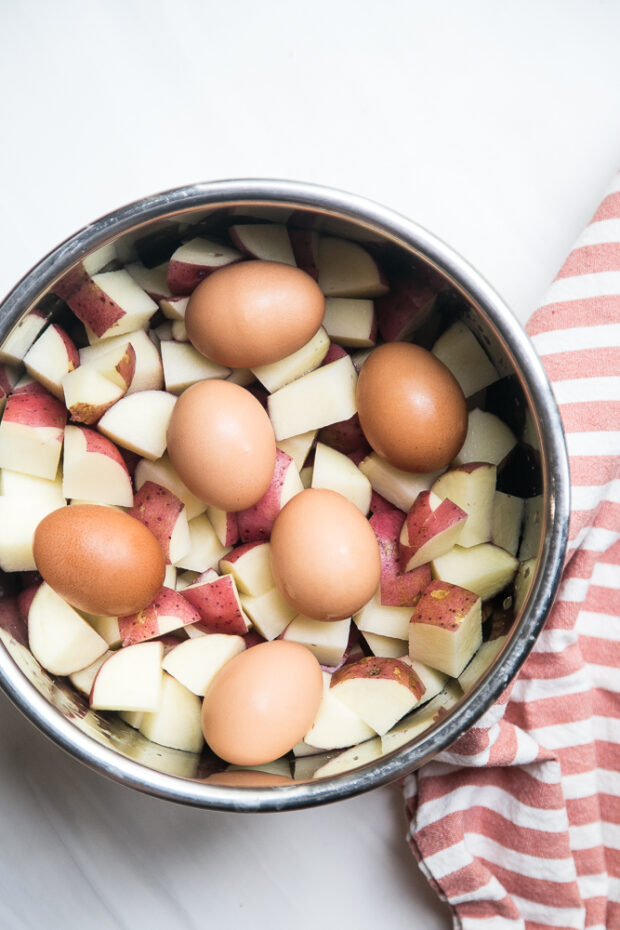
404,172,620,930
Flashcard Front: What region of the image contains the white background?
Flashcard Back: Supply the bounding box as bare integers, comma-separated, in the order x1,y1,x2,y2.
1,2,619,928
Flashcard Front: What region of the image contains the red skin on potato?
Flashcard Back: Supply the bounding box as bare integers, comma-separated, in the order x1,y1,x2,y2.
367,312,378,347
221,512,240,547
130,481,185,563
81,426,131,472
369,509,431,607
11,380,50,396
117,587,201,647
243,629,267,649
182,573,249,635
347,449,367,466
0,596,28,645
375,275,437,343
167,251,243,296
331,655,425,701
207,507,240,547
155,633,187,653
167,260,212,296
53,265,90,302
17,584,40,626
399,491,467,572
67,277,127,338
0,365,16,403
246,385,268,409
110,343,136,390
411,579,480,632
120,447,140,477
318,413,370,456
52,324,81,370
236,449,296,543
369,491,397,515
219,540,264,568
321,343,348,366
321,624,362,674
289,228,319,280
3,388,67,430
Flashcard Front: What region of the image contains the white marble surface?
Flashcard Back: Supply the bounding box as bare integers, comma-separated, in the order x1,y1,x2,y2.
1,2,619,928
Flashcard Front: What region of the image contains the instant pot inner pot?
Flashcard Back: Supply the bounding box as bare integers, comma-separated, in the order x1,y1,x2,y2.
0,200,544,789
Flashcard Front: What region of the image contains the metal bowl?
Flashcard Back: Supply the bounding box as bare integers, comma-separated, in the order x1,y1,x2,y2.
0,179,570,811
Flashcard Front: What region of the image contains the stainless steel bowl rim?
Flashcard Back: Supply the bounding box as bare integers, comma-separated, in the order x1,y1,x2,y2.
0,179,570,812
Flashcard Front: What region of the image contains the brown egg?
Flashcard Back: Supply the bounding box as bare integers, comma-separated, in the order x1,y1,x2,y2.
356,342,467,472
270,488,381,621
33,505,165,616
185,260,325,368
201,640,323,766
166,379,276,511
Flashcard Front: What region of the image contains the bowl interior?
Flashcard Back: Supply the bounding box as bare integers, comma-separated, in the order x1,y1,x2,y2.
0,183,568,810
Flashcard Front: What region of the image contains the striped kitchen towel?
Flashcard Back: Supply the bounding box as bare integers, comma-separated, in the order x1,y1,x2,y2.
404,171,620,930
